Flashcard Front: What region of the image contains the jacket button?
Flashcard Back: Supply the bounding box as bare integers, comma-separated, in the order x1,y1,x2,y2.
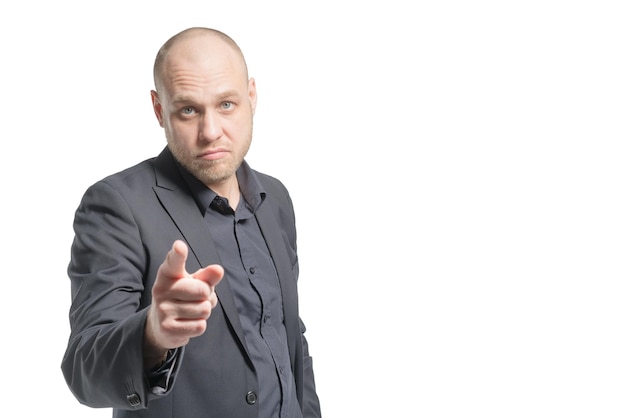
245,391,257,405
126,392,141,407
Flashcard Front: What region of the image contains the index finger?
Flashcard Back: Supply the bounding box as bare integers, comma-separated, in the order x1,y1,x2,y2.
160,240,189,280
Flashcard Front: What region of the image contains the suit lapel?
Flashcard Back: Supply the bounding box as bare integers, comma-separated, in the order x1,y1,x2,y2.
255,201,299,362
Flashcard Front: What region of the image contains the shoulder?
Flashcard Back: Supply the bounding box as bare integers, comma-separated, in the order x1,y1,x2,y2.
87,147,177,195
75,149,181,219
253,169,292,203
100,157,157,187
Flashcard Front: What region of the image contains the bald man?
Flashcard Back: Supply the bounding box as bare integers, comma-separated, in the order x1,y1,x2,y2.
62,27,322,418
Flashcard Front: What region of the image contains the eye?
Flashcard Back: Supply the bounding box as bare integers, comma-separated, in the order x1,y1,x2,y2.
181,106,195,115
221,101,234,110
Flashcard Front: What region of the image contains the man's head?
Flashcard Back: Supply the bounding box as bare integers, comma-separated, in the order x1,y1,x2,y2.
151,27,257,189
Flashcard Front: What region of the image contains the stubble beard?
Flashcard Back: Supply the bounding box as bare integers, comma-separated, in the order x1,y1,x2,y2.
167,134,252,188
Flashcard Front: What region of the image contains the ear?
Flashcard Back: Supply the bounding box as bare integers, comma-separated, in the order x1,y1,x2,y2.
150,90,165,127
248,78,257,116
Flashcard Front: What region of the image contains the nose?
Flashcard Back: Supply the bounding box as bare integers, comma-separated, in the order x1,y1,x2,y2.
199,111,223,142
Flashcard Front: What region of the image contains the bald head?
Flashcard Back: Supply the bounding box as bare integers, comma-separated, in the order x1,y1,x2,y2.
153,27,248,92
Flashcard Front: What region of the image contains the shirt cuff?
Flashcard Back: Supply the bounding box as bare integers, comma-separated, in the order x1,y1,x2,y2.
147,348,180,396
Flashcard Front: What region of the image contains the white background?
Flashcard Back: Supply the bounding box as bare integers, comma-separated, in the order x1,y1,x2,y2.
1,1,625,417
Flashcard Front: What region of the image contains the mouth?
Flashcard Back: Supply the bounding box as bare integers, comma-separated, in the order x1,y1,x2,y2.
198,149,229,161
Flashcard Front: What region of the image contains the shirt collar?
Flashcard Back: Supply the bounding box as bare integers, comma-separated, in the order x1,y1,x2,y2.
175,159,266,215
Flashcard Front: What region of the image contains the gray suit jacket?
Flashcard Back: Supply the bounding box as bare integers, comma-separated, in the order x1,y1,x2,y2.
61,147,321,418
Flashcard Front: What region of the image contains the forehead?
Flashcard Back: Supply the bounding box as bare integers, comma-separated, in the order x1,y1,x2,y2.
159,35,248,93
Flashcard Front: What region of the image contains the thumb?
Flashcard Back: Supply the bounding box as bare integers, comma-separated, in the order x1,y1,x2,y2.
192,264,224,288
161,240,189,279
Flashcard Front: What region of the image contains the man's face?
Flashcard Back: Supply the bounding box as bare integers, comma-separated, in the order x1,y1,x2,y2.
151,36,257,188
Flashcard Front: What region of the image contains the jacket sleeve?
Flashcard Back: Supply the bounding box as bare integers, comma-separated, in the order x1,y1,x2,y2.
60,179,173,410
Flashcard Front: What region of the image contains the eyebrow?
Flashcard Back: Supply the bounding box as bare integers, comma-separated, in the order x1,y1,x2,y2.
171,95,194,105
214,89,241,101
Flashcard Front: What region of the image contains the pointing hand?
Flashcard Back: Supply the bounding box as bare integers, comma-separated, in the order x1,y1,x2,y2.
144,240,223,365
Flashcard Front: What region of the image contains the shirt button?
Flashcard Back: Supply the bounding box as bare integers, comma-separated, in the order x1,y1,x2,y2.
245,391,258,405
249,267,256,274
126,392,141,407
